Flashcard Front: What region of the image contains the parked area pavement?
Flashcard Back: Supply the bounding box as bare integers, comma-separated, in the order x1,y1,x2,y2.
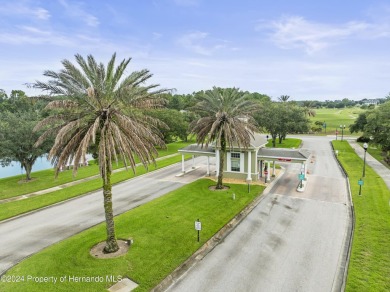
167,136,351,292
347,139,390,190
0,157,210,275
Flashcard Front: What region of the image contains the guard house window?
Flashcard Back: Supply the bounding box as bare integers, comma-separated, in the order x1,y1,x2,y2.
231,152,241,172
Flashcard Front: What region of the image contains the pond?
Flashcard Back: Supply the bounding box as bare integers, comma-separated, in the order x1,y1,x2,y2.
0,156,54,179
0,155,93,179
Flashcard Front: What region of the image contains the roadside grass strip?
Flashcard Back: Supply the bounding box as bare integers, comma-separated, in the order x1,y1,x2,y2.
0,155,190,221
0,141,193,201
333,141,390,292
266,138,302,148
0,179,264,292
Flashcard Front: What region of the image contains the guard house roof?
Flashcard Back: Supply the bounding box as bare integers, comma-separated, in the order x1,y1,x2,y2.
257,148,310,162
178,144,215,156
178,133,268,156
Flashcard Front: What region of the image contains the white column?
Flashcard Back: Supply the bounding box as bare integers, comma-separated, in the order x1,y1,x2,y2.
272,161,276,176
267,161,271,181
207,156,210,176
192,155,195,169
215,149,220,177
181,154,185,173
247,151,252,181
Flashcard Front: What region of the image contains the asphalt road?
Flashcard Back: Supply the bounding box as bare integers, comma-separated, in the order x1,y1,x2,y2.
167,136,350,292
0,157,210,275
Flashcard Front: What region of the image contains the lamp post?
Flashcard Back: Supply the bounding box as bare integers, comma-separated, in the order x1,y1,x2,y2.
363,143,368,177
340,125,346,141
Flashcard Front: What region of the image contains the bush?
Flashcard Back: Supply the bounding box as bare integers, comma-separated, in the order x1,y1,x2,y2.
357,136,370,143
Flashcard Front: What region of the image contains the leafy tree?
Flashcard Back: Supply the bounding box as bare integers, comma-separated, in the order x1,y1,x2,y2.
147,109,189,142
255,102,309,146
190,87,258,189
349,112,368,134
34,53,167,253
364,101,390,152
0,89,7,102
0,108,52,180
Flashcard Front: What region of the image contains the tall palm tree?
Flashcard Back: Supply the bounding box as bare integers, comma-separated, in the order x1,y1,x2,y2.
302,100,316,117
34,53,167,253
278,95,290,102
190,87,258,189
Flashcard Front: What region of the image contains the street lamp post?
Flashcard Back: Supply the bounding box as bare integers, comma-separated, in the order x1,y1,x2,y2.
340,125,346,141
363,143,368,177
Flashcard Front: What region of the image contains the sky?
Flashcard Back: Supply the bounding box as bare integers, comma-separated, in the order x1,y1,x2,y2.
1,0,390,101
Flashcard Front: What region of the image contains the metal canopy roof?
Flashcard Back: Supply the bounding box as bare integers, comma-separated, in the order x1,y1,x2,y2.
257,148,310,162
178,144,216,156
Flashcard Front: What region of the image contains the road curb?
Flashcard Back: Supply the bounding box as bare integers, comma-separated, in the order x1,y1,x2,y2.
330,141,355,292
151,168,286,292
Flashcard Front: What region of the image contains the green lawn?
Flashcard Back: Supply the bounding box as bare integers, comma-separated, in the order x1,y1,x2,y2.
311,107,363,136
333,141,390,291
266,138,302,148
0,179,265,292
0,155,190,221
0,140,193,201
358,142,390,170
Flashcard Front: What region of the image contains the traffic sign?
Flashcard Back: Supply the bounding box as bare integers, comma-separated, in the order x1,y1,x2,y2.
298,174,305,180
358,179,364,186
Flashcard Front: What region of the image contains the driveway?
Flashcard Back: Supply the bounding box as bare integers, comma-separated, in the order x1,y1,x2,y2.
167,136,351,292
0,157,210,275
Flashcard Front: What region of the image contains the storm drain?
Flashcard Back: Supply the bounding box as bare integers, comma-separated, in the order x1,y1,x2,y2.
108,277,138,292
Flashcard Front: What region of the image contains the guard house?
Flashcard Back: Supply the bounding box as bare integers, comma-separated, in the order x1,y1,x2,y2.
178,133,311,182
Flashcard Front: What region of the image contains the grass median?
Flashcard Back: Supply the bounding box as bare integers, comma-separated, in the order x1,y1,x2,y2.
0,141,193,201
266,138,302,148
333,141,390,292
0,155,190,221
0,179,265,292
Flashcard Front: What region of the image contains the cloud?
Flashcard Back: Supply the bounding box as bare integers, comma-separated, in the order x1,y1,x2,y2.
0,2,50,20
58,0,99,27
259,15,388,54
177,31,227,55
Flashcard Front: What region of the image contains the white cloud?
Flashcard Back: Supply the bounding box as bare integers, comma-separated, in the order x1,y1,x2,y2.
260,15,388,54
58,0,99,27
0,3,50,20
177,31,227,55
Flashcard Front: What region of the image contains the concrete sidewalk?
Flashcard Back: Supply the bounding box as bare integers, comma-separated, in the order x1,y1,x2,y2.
0,153,179,204
347,139,390,190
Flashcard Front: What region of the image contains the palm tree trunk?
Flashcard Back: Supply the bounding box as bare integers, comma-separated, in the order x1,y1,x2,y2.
103,167,119,253
216,136,226,189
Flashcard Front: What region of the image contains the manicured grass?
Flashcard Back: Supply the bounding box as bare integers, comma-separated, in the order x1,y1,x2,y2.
358,142,390,170
0,155,190,222
333,141,390,291
311,107,363,136
0,140,193,201
266,138,302,148
0,179,265,292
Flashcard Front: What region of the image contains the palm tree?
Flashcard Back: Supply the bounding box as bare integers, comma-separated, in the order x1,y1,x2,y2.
34,53,167,253
302,100,316,117
190,87,258,189
278,95,290,102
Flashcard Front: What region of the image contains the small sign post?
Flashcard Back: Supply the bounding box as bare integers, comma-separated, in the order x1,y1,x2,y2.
195,219,201,242
358,179,364,196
